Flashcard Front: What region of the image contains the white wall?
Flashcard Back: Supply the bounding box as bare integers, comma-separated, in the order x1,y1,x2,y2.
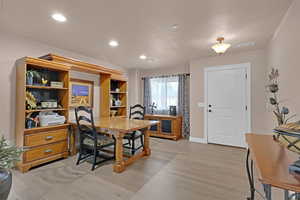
189,49,269,139
267,0,300,129
0,32,125,142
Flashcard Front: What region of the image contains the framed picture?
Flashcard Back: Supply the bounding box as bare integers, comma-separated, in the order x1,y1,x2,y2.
70,78,94,107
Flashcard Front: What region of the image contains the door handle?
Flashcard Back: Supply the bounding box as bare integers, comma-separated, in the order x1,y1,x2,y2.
45,136,53,140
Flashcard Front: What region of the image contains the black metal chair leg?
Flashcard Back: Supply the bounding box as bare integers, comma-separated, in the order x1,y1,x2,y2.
131,138,135,155
76,152,82,165
140,135,144,148
91,149,97,171
113,138,116,159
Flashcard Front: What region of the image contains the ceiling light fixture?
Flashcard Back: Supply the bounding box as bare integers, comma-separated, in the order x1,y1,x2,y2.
51,13,67,22
109,40,119,47
211,37,231,54
139,54,147,60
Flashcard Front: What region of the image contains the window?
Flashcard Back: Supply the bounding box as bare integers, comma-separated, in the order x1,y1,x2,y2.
149,76,179,112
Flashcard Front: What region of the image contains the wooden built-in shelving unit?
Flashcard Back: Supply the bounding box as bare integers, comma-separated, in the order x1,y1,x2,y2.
16,54,128,172
15,57,70,172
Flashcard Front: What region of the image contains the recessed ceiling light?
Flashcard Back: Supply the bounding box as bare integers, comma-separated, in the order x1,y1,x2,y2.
109,40,119,47
51,13,67,22
139,54,147,60
171,24,179,31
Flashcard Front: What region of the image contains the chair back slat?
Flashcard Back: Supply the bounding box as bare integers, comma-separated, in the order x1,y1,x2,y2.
129,104,145,120
75,106,96,138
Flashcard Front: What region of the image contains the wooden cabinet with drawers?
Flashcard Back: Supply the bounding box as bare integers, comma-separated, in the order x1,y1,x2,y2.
15,57,70,173
144,115,182,140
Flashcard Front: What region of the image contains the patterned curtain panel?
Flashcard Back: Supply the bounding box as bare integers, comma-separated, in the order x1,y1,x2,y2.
143,77,152,114
178,74,190,138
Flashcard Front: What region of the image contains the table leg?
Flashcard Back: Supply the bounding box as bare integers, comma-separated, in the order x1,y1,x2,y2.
113,133,125,173
143,127,151,156
246,149,255,200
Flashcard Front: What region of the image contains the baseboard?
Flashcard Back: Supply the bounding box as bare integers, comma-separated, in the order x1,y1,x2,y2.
189,137,207,144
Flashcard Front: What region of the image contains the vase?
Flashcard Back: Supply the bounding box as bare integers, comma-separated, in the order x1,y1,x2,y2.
0,168,12,200
26,75,33,85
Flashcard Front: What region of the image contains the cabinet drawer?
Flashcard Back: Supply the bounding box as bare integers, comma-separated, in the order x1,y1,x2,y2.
24,141,68,163
24,128,68,147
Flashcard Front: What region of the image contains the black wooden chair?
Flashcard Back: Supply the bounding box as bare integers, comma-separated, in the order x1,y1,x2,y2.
75,106,115,171
123,104,145,155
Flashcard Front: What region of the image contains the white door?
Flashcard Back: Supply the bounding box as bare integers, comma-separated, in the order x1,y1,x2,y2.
206,64,249,147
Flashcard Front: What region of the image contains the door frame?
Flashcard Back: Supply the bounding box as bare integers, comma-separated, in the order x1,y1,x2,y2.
203,63,251,145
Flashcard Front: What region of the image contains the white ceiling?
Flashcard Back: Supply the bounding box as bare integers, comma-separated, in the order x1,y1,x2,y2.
0,0,293,69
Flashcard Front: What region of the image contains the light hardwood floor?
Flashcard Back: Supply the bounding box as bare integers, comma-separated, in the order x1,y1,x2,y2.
8,138,281,200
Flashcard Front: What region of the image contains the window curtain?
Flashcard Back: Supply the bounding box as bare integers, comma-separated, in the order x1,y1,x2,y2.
143,77,152,114
143,74,190,138
178,74,190,138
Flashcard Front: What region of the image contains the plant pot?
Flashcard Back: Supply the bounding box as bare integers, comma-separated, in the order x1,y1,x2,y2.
0,169,12,200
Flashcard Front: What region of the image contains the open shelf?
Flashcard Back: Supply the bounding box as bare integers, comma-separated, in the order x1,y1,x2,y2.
26,85,68,90
110,91,127,94
25,108,67,113
110,106,126,108
24,123,69,132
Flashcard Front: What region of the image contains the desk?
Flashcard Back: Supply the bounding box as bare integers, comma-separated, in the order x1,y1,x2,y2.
246,133,300,200
69,117,158,173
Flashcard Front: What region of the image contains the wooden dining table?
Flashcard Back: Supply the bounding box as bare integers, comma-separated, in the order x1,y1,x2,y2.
69,117,159,173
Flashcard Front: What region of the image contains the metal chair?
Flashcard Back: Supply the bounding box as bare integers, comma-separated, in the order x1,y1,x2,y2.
75,106,115,171
123,104,145,155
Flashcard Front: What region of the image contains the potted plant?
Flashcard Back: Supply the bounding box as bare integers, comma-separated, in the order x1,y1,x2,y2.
0,136,22,200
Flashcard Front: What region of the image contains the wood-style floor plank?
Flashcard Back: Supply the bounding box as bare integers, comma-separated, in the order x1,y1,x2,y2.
8,138,283,200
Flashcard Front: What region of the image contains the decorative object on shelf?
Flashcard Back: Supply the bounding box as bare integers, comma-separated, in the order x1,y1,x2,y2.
169,106,177,116
211,37,231,54
70,79,94,107
115,98,121,106
0,136,22,200
110,110,118,117
26,70,41,85
115,88,120,92
25,113,39,129
41,100,58,109
149,102,157,114
267,68,296,126
41,77,48,86
26,71,33,85
50,81,63,88
26,91,37,110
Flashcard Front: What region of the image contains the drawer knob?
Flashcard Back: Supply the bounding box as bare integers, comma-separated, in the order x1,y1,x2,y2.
44,149,53,153
45,136,53,140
